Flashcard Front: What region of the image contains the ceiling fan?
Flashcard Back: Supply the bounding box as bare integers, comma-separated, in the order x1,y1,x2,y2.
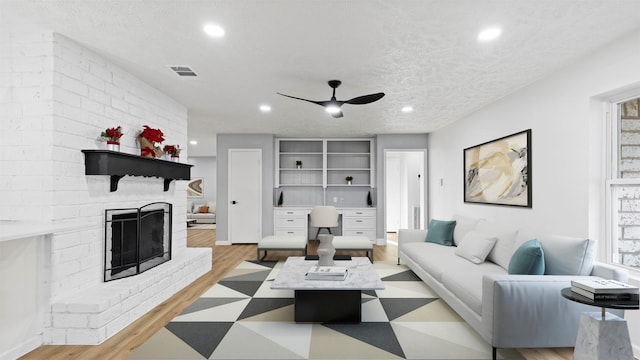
277,80,385,118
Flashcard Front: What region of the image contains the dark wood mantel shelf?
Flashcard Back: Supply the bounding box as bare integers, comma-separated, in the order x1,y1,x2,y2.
82,150,193,192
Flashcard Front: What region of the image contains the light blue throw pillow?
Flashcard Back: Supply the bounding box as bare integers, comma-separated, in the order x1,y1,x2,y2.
508,239,545,275
425,220,456,246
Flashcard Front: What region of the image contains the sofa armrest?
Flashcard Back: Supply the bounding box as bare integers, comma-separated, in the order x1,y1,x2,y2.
397,229,428,265
398,229,428,245
590,262,628,282
481,274,624,348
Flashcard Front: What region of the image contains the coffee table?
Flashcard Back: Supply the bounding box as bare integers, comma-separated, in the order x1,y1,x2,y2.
271,256,384,323
186,219,197,227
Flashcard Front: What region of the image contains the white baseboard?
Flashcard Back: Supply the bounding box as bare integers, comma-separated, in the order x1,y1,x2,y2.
1,335,41,360
216,240,231,246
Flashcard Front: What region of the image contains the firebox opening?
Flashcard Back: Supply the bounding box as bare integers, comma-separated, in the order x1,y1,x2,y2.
105,202,172,282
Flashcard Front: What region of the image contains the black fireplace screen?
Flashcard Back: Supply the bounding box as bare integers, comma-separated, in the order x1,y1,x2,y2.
104,202,172,282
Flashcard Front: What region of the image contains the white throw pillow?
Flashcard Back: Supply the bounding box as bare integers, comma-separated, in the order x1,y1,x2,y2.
455,231,497,264
207,201,217,213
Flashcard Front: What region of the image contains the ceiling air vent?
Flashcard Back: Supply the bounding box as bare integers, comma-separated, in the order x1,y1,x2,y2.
168,65,197,77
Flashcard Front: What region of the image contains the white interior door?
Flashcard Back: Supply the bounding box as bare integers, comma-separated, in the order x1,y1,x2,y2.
228,149,262,244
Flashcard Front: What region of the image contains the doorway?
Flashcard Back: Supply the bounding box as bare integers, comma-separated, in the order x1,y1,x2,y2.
384,150,426,241
228,149,262,244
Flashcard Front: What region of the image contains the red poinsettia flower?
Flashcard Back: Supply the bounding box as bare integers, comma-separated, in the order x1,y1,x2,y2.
101,126,123,143
163,144,181,156
139,125,165,144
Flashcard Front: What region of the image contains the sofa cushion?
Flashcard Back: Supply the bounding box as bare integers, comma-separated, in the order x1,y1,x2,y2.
508,239,545,275
403,242,466,282
455,231,497,264
476,220,518,270
207,201,217,213
452,214,482,246
425,219,456,246
537,235,596,275
440,263,506,315
199,205,209,213
187,200,194,214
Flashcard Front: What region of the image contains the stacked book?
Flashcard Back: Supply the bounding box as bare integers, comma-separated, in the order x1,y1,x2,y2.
305,266,348,281
570,279,639,304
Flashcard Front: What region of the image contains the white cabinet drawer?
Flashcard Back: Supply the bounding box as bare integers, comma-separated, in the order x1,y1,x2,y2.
274,209,307,217
342,209,376,217
342,229,375,240
275,230,307,236
343,217,376,229
275,217,306,228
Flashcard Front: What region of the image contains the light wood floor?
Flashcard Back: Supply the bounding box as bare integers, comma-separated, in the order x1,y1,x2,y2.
20,230,576,360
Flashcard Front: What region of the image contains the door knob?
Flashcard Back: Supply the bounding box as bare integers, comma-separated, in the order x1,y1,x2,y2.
231,200,237,204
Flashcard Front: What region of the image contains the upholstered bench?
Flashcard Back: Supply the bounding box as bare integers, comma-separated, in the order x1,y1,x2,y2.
332,236,374,263
257,235,307,262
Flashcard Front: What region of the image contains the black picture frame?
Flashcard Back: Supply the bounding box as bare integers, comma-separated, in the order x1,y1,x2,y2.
463,129,531,207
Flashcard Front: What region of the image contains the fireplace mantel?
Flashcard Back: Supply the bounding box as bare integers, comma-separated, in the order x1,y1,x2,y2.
81,150,193,191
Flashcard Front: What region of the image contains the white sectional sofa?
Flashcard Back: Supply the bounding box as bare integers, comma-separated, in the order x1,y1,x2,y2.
398,214,628,359
187,201,216,224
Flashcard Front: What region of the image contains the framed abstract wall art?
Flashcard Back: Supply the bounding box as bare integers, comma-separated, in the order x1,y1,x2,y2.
463,129,531,207
187,178,204,198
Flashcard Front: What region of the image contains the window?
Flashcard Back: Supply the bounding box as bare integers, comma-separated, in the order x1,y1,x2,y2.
607,96,640,272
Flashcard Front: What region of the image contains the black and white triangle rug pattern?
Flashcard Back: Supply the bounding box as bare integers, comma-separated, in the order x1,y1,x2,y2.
129,260,523,359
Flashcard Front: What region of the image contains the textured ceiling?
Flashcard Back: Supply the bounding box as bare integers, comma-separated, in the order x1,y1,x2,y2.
2,0,640,156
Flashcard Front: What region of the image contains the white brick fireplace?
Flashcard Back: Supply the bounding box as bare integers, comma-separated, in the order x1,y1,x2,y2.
0,28,211,357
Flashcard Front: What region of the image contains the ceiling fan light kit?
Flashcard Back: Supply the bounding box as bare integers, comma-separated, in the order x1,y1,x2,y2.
278,80,385,118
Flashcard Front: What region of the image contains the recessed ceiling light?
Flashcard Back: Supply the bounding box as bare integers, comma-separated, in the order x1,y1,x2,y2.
402,106,414,113
189,140,198,145
203,24,225,38
478,27,502,41
260,104,271,112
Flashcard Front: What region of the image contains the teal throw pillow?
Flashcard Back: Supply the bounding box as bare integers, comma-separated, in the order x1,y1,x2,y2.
508,239,545,275
425,219,456,246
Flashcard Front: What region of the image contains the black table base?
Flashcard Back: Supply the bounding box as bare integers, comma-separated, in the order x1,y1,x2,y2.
294,290,361,323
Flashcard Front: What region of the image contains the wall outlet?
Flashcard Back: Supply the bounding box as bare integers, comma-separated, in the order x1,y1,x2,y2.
333,197,338,203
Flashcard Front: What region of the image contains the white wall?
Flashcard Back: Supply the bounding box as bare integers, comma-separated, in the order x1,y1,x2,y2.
188,156,217,204
429,28,640,356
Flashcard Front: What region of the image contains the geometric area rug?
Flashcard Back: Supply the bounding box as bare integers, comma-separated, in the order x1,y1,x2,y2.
128,260,524,359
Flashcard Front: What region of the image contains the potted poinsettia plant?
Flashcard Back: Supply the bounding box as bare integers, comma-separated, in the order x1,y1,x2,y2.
163,144,181,161
138,125,165,158
101,126,123,151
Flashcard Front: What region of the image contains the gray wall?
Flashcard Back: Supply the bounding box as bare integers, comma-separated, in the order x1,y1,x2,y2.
375,134,429,239
188,156,217,204
216,134,275,242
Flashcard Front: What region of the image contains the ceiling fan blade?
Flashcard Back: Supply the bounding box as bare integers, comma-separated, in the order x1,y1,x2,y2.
331,110,344,118
277,92,324,106
345,92,385,105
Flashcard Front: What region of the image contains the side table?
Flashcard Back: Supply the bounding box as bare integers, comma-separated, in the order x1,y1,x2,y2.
561,288,639,360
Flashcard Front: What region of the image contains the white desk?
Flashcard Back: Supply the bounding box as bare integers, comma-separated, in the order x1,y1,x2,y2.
273,207,376,242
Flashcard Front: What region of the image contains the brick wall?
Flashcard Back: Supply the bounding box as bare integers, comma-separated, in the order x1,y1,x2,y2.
1,29,211,346
0,30,55,221
617,97,640,268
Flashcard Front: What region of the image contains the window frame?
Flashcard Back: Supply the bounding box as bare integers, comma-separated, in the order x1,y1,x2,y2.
605,89,640,279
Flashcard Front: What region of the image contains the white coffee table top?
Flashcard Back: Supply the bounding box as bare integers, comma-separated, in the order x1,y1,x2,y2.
271,256,385,291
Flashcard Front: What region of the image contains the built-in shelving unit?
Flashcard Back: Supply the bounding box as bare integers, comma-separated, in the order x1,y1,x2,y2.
326,139,372,187
276,140,324,187
275,138,374,188
81,150,193,192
